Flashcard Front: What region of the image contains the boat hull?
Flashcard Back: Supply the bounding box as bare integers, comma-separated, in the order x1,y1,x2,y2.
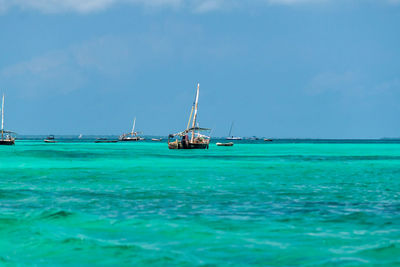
44,140,57,143
216,142,234,146
168,140,209,150
119,138,140,141
0,139,15,145
226,137,242,140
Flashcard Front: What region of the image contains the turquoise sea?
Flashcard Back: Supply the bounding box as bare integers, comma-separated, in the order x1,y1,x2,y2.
1,140,400,265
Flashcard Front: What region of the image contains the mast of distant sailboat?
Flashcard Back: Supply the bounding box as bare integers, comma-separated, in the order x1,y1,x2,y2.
228,122,234,137
1,94,4,141
186,101,194,131
131,117,136,136
191,83,200,142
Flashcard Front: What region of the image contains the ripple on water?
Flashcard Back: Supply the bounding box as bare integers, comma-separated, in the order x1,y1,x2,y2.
1,142,400,265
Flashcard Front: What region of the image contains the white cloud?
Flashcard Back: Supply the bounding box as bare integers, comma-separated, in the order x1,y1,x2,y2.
0,22,239,97
267,0,400,5
267,0,327,4
0,0,397,14
0,0,182,14
194,0,223,12
192,0,241,13
0,36,134,97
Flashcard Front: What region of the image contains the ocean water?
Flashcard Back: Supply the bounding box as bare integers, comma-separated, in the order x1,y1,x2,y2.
1,140,399,266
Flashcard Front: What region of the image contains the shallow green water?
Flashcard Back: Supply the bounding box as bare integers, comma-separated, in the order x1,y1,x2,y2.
1,141,399,265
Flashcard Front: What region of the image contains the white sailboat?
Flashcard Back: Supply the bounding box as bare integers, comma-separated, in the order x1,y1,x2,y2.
0,94,16,145
226,122,242,140
119,117,142,141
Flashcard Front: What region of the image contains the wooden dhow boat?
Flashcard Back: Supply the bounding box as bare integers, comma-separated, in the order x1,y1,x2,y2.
0,94,16,146
168,83,211,150
119,117,142,141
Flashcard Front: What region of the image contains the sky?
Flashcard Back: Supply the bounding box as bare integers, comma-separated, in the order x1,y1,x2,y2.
0,0,399,138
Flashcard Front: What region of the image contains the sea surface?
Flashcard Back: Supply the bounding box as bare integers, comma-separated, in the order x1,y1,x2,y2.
1,139,400,266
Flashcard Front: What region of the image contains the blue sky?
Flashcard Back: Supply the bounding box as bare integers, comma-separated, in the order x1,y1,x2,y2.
1,0,399,138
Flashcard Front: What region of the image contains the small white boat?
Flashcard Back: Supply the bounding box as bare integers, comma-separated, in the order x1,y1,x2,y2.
226,136,242,140
44,135,57,143
151,138,162,141
226,122,242,140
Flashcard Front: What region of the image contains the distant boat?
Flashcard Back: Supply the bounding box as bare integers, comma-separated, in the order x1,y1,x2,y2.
216,142,234,146
152,138,162,141
78,134,83,139
168,83,211,149
0,94,16,146
226,136,242,140
226,122,242,140
264,138,273,142
119,117,142,141
95,138,118,143
44,135,57,143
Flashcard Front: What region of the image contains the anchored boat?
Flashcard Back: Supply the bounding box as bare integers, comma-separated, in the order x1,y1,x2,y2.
168,83,211,150
119,117,142,141
0,94,16,146
216,142,234,146
226,122,242,140
95,138,118,143
44,135,57,143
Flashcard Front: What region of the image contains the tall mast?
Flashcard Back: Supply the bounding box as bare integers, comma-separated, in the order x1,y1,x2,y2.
228,122,234,137
1,94,4,140
131,117,136,136
191,83,200,142
186,84,199,131
186,106,194,131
